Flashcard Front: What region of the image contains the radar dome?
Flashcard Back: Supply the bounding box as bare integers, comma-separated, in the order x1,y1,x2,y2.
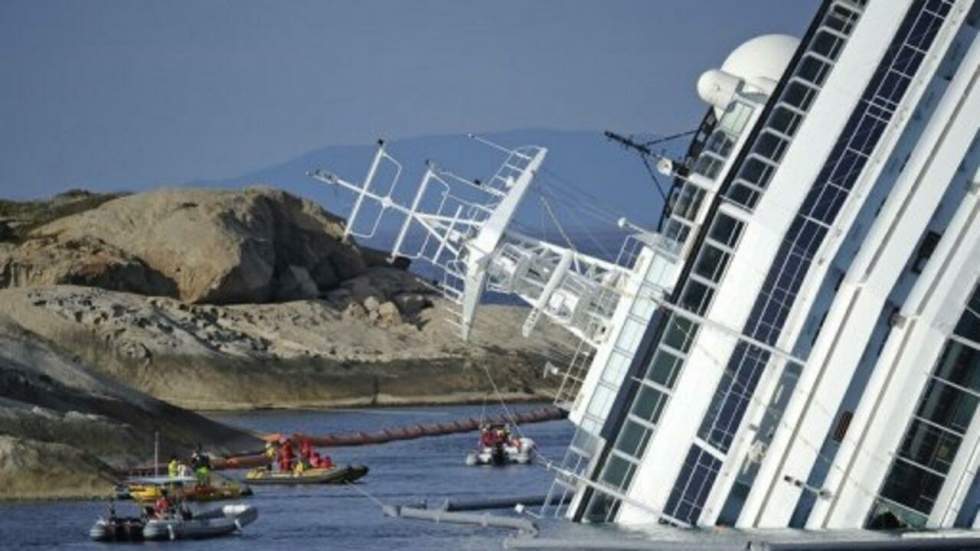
721,34,800,93
697,34,800,114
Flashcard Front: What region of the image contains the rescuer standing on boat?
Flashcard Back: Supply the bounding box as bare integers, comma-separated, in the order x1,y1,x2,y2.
264,440,278,471
277,438,295,472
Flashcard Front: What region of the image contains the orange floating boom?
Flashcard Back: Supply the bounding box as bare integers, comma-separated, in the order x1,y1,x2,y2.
128,406,566,475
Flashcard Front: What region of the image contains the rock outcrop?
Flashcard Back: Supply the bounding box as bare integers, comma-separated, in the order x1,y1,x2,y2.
0,285,568,410
8,187,371,304
0,314,260,499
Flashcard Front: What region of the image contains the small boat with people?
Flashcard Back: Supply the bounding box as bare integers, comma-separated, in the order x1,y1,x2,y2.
122,473,252,503
90,479,258,542
244,464,369,485
242,436,369,485
465,423,535,466
118,450,251,502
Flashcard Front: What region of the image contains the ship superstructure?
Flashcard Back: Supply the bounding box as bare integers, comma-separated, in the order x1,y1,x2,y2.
562,0,980,531
313,0,980,534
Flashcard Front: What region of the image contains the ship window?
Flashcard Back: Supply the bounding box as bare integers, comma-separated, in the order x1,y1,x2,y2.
740,156,777,189
911,230,941,274
674,183,708,221
663,314,697,354
770,105,806,138
663,218,691,247
879,459,944,517
728,183,760,209
824,3,860,35
704,130,735,157
631,295,657,319
753,132,790,164
634,384,668,423
694,244,730,283
783,80,819,112
916,379,978,434
587,385,616,419
616,318,646,353
602,453,637,489
717,101,753,136
693,153,724,180
932,340,980,393
708,213,745,248
601,352,631,386
648,348,683,388
879,70,912,105
954,284,980,343
898,419,962,474
812,30,846,61
797,54,832,88
617,419,652,457
680,279,715,316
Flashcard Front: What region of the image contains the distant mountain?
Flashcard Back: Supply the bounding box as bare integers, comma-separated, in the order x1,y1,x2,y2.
205,128,671,259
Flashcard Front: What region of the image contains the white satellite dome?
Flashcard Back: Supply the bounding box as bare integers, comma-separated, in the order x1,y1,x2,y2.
721,34,800,92
697,34,800,113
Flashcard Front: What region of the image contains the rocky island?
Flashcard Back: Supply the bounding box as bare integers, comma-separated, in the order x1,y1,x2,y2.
0,187,571,499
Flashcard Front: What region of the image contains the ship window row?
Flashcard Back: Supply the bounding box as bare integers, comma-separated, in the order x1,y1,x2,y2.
695,101,756,181
584,211,743,516
686,101,757,230
664,445,723,524
872,331,980,527
695,58,909,470
726,0,865,211
698,342,773,450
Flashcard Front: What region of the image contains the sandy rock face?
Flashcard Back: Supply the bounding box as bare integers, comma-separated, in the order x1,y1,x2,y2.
0,435,117,500
28,187,368,304
0,285,571,410
0,235,176,296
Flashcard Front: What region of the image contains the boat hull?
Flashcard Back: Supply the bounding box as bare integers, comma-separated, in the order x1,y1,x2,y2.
142,504,258,541
244,465,369,485
90,504,257,542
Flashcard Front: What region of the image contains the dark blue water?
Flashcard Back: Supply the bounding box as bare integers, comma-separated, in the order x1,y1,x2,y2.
0,404,573,550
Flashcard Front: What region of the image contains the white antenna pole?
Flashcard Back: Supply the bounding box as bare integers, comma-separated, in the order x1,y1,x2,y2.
346,140,389,240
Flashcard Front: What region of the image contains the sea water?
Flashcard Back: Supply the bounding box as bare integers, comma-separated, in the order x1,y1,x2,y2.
0,403,572,550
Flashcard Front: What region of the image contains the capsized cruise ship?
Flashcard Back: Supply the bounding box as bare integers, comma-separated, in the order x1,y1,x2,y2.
312,0,980,537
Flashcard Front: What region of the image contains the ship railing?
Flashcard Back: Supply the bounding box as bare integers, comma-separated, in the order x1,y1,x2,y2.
551,338,596,410
539,428,602,518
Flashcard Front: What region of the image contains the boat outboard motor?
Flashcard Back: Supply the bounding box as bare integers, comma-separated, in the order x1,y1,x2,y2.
491,442,506,465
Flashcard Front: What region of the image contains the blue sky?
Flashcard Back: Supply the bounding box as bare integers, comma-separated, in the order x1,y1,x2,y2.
1,1,817,198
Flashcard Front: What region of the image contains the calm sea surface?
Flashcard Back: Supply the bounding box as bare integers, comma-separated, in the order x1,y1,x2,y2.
0,403,574,550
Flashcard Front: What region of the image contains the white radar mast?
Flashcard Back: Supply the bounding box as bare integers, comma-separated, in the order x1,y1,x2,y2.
308,135,669,348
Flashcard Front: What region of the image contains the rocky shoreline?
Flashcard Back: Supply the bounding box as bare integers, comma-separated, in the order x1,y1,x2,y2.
0,187,572,500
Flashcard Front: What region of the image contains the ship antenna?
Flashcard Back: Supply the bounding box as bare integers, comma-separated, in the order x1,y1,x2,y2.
604,129,697,223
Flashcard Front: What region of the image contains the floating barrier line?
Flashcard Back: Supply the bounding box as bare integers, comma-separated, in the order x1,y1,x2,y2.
127,406,567,475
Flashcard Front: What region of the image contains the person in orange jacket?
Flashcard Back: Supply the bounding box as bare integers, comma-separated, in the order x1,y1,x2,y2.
277,438,295,472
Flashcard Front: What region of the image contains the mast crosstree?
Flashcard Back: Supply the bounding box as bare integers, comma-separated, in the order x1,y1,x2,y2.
308,136,667,348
